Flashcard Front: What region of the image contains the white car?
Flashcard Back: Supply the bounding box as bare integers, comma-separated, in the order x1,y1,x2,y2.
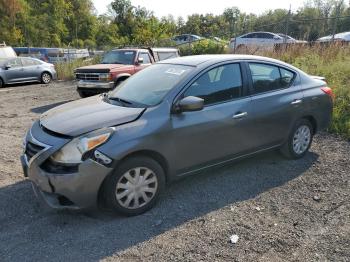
317,31,350,42
229,32,298,51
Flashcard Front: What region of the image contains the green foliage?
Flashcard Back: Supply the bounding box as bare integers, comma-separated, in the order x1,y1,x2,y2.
179,39,228,55
1,0,350,50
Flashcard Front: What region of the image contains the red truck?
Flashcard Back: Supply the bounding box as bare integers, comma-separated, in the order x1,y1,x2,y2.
75,48,179,97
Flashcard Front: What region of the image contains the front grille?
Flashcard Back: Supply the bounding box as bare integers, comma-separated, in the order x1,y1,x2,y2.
76,73,100,81
25,141,45,161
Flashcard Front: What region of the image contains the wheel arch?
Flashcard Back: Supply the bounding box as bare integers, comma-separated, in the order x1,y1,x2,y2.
302,115,318,134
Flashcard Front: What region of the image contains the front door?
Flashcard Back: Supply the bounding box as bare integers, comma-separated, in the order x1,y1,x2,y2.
171,63,256,174
4,58,24,83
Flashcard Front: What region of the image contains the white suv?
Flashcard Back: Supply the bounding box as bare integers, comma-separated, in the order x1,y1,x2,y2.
229,32,297,51
0,44,17,59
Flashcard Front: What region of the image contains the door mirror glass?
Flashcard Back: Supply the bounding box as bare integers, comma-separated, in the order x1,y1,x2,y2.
4,65,11,70
176,96,204,112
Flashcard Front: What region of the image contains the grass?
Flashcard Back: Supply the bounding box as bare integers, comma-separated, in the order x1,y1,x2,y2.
55,56,101,81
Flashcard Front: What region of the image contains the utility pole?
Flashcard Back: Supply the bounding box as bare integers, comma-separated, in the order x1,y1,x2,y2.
284,5,291,44
331,0,343,42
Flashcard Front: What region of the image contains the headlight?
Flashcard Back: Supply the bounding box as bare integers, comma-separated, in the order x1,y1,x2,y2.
50,128,113,164
99,73,111,81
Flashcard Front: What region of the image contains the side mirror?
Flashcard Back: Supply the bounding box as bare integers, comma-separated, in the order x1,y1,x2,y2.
137,57,144,64
274,36,281,40
175,96,204,113
4,65,11,70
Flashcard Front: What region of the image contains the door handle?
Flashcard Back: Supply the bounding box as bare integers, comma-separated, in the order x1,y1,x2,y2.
291,99,302,105
232,112,248,119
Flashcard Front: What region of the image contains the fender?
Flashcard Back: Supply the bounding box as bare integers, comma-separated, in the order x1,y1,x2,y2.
115,73,131,82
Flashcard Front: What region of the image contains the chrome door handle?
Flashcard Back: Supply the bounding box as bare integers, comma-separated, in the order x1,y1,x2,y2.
291,99,302,105
232,112,248,119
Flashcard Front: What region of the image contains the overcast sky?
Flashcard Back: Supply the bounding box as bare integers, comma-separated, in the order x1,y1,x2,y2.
92,0,306,18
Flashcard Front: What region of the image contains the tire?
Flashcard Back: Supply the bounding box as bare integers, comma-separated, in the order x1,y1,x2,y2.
41,72,52,84
0,78,4,88
103,156,165,216
280,118,314,159
78,90,89,98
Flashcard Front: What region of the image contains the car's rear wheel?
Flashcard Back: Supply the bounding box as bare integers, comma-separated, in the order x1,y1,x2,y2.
281,118,314,159
103,156,165,216
41,72,52,84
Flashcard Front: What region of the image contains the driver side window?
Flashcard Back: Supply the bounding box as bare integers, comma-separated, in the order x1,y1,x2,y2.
184,63,243,105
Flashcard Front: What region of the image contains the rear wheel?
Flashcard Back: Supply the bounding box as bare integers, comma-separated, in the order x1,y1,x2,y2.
281,119,314,159
41,72,52,84
103,156,165,216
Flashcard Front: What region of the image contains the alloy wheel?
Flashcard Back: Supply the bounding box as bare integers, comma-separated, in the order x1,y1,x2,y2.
42,73,51,84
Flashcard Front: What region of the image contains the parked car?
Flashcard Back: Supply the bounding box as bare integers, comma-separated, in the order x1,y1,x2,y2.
173,34,203,45
0,44,17,59
74,47,179,98
317,31,350,42
277,33,307,43
0,57,56,87
22,55,333,216
229,31,298,51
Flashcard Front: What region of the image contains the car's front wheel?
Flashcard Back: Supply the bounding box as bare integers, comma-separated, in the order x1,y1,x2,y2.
281,118,314,159
103,156,165,216
41,72,52,84
0,78,4,88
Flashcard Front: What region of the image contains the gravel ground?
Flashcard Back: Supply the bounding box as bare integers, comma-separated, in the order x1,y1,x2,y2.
0,81,349,261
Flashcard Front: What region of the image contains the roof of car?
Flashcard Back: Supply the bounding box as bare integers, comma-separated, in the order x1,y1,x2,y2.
159,54,293,67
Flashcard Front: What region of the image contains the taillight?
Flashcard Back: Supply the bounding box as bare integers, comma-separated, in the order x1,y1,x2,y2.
321,87,335,101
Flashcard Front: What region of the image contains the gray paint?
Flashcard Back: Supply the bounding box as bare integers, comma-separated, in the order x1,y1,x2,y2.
22,55,333,210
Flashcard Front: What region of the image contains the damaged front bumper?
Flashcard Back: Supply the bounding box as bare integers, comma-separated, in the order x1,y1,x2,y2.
21,121,112,210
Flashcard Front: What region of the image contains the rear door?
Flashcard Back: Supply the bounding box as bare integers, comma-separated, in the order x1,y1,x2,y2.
21,58,42,81
4,58,24,83
246,62,304,148
171,62,257,174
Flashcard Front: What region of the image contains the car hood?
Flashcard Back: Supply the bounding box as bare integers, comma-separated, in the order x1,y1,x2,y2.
40,96,145,137
75,64,133,73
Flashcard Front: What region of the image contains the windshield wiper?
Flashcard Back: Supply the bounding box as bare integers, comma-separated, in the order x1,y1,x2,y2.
108,96,132,105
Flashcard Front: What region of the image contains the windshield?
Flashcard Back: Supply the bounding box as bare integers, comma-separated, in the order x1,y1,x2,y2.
109,64,193,106
101,50,136,65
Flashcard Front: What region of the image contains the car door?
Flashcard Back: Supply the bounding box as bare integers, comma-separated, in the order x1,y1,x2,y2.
246,62,304,148
21,58,41,81
171,62,256,174
4,58,24,83
135,52,152,73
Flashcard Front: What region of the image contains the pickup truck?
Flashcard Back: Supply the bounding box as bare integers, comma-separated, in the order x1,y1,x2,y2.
75,48,179,97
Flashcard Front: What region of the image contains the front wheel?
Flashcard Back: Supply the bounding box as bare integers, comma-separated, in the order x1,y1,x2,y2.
280,119,314,159
0,78,4,88
103,156,165,216
41,72,52,84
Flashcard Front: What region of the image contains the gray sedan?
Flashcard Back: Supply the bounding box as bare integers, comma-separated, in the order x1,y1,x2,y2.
0,57,57,87
21,55,333,216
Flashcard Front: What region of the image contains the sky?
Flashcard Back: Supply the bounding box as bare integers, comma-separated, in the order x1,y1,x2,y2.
92,0,306,18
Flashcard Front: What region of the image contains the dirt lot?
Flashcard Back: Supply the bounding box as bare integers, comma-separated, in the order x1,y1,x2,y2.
0,81,349,261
